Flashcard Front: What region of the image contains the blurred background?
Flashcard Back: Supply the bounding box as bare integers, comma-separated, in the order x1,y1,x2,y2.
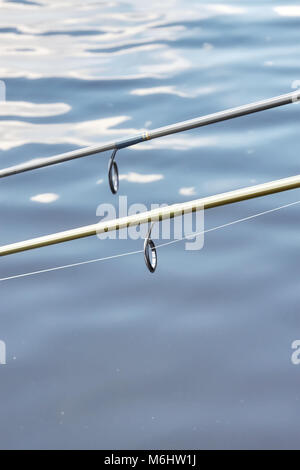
0,0,300,450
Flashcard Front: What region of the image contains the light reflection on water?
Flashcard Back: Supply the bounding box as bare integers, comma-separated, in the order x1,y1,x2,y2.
0,0,300,450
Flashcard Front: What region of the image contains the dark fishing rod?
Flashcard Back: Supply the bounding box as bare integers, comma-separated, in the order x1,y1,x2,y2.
0,90,299,193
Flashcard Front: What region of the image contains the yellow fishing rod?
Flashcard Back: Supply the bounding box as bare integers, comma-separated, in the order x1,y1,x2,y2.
0,174,299,272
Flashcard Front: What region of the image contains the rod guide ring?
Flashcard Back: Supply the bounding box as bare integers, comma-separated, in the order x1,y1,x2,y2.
108,149,119,194
144,224,157,273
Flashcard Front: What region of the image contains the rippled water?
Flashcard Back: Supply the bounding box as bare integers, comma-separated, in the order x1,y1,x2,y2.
0,0,300,450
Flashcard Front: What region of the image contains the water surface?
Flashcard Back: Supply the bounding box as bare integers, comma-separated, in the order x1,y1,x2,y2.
0,0,300,450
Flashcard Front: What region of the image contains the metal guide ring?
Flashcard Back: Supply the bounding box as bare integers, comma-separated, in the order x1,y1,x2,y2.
144,225,157,273
108,149,119,194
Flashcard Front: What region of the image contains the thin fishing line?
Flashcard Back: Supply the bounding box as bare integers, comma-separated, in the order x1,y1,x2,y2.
0,249,143,282
155,198,300,250
0,198,299,282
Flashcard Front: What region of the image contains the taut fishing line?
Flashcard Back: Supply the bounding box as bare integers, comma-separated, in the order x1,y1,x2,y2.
0,198,299,282
155,199,300,249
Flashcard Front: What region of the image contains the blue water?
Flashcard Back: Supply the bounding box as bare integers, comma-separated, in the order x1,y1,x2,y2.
0,0,300,450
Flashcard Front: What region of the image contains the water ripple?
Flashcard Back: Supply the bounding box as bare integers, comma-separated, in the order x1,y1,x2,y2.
1,0,300,451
